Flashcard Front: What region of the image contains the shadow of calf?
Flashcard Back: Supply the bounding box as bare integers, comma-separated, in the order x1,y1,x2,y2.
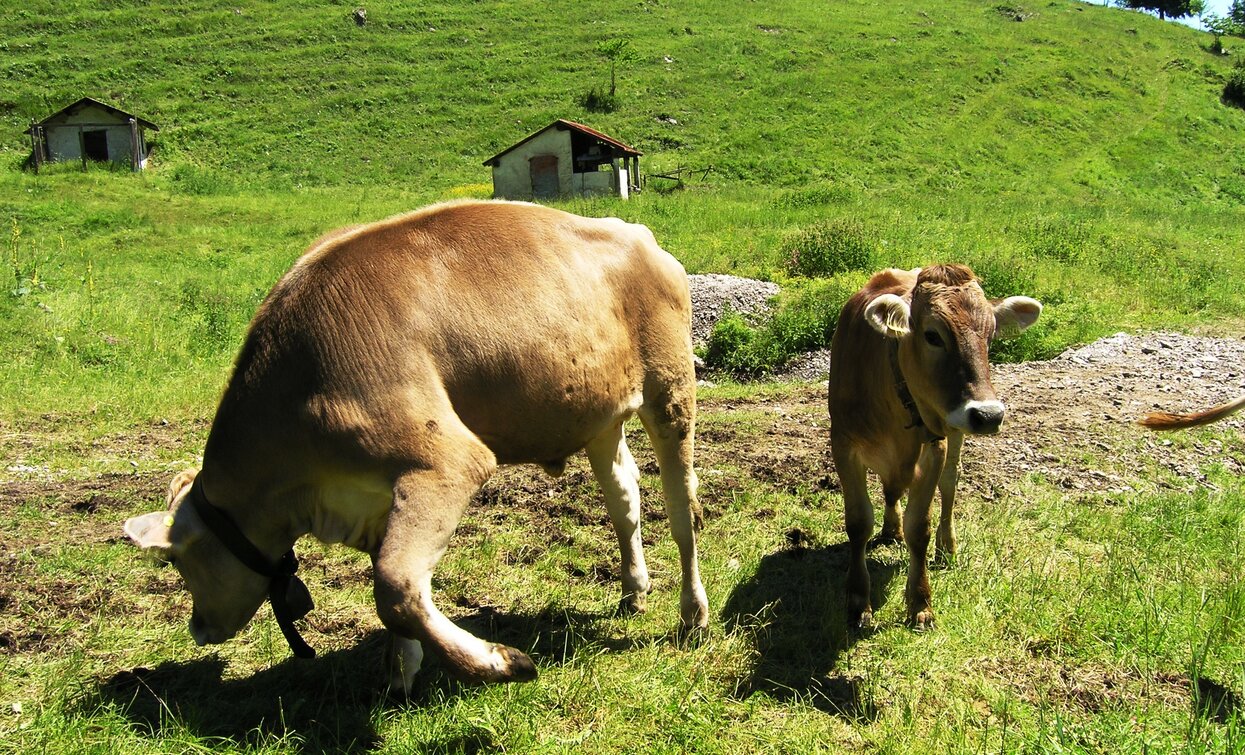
721,535,900,718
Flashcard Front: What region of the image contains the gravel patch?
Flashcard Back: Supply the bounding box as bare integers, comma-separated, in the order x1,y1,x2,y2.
688,274,780,346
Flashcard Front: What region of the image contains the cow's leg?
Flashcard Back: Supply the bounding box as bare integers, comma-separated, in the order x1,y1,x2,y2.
384,634,426,695
834,441,874,629
638,396,708,632
871,481,907,547
904,440,947,630
934,433,964,565
585,420,651,615
372,438,538,686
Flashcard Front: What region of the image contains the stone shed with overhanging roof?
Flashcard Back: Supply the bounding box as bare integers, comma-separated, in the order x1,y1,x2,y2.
27,97,158,172
483,119,641,201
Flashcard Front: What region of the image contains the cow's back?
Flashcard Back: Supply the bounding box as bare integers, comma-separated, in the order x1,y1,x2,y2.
206,200,692,474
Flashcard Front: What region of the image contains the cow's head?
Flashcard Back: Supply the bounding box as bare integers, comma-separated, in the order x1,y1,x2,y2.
124,470,270,646
864,264,1041,437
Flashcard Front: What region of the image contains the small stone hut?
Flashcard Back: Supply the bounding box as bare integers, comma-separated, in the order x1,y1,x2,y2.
27,97,158,172
483,119,641,201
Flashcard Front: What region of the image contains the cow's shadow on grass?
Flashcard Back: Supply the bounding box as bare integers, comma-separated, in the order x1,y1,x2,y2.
721,536,902,719
87,604,639,754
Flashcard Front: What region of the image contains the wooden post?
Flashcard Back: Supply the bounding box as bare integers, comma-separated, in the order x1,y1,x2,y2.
29,123,41,174
78,126,87,170
129,118,140,171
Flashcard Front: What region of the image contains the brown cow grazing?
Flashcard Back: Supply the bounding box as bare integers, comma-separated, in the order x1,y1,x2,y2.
1139,394,1245,430
124,199,708,691
829,264,1041,630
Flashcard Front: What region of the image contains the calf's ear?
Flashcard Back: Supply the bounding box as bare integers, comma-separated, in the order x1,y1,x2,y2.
864,294,911,338
993,296,1042,339
124,511,177,560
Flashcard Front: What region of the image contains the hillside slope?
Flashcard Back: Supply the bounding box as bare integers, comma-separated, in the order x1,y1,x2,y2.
1,0,1241,203
1,0,1244,422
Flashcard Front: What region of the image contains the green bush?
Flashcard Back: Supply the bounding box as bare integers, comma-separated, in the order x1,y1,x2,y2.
702,279,856,376
782,219,876,278
581,87,619,113
703,308,760,373
1224,61,1245,109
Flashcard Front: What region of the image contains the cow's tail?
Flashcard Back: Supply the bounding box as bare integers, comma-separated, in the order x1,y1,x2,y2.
1138,394,1245,431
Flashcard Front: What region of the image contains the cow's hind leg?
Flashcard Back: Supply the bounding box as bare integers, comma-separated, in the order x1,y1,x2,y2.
638,393,708,633
871,481,907,548
372,434,538,686
586,420,651,615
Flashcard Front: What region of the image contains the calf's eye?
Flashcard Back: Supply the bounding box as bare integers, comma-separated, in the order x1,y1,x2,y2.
923,330,944,348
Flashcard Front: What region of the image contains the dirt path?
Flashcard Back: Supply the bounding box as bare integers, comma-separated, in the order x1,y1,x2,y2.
5,331,1243,531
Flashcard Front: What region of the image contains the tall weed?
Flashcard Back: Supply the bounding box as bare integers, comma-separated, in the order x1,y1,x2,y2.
783,219,877,278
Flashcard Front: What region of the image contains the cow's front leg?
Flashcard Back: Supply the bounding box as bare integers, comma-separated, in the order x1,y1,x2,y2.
904,440,947,630
373,457,538,686
834,441,874,629
934,433,964,565
586,421,651,615
384,634,425,695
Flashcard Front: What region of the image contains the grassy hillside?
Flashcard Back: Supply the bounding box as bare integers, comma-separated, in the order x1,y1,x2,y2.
1,0,1243,424
3,0,1242,199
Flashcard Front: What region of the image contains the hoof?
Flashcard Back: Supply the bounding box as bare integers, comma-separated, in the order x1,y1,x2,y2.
852,609,875,632
495,645,539,683
451,644,539,685
908,610,935,632
617,590,648,616
932,549,956,568
676,623,709,649
385,637,425,696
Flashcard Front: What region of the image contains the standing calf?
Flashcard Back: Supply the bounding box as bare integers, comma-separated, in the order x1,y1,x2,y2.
125,200,708,691
828,264,1041,629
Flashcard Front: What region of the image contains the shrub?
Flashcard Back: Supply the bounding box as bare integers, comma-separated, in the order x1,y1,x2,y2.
702,279,856,376
782,219,876,278
703,308,759,373
1224,61,1245,110
581,87,619,113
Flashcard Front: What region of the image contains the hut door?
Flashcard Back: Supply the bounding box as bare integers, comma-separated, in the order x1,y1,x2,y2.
529,155,559,199
82,130,109,162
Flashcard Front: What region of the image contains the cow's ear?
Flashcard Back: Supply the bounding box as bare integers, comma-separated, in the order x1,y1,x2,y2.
124,511,177,560
167,468,198,508
864,294,911,338
993,296,1042,339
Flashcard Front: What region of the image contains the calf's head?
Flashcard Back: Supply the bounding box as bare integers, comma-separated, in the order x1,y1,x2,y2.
124,470,271,646
864,264,1041,436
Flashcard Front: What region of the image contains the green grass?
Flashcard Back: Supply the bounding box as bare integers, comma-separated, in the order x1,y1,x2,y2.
3,388,1245,752
3,0,1245,751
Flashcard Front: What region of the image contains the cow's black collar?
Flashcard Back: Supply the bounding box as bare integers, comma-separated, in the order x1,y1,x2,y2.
888,339,945,445
188,481,316,659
